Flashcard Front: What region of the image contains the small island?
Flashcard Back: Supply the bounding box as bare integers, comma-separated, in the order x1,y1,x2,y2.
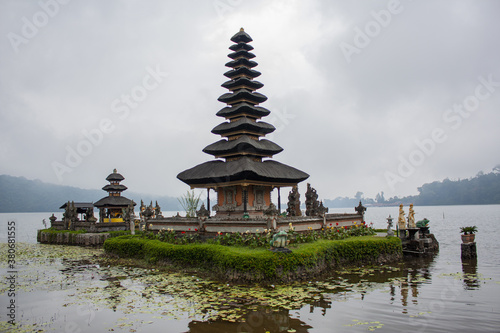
38,29,438,283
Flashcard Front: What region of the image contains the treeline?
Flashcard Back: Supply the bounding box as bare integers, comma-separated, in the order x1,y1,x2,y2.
402,171,500,206
324,191,375,208
0,175,182,213
2,168,500,212
325,169,500,208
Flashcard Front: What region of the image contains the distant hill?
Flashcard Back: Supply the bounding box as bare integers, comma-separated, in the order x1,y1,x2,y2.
325,169,500,208
0,175,182,213
3,169,500,212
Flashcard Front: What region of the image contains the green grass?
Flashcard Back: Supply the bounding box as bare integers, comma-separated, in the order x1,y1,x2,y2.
104,235,402,282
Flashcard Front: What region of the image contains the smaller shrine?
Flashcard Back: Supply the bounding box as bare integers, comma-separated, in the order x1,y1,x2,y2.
94,169,136,223
48,169,136,232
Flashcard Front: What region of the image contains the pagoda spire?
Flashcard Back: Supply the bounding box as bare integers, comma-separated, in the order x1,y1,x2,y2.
102,168,127,197
177,30,308,217
203,28,283,161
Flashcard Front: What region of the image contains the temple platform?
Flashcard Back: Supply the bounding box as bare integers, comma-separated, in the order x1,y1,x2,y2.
144,213,363,234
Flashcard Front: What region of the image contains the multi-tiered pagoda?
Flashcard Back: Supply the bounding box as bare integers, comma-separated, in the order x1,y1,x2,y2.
94,169,135,222
178,29,309,217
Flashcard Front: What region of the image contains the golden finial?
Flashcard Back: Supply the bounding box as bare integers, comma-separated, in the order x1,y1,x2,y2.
240,27,244,32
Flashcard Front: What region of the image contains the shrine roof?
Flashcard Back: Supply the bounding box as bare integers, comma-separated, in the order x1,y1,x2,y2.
203,136,283,157
106,169,124,181
94,196,135,208
216,102,271,118
225,58,258,69
59,202,94,210
224,67,261,79
177,157,309,186
228,49,256,60
211,117,275,136
218,89,268,105
221,78,263,91
102,184,128,192
230,29,253,43
229,42,254,52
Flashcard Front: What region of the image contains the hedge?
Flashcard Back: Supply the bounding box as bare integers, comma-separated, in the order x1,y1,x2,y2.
103,235,402,282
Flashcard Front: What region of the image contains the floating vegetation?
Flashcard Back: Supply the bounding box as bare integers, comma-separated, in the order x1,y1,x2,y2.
1,243,498,331
344,319,385,331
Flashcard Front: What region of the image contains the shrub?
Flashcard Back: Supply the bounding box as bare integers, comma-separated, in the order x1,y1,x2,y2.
103,235,402,281
103,236,147,258
108,230,131,238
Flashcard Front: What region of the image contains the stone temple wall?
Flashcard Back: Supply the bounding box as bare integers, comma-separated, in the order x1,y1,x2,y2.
146,213,364,234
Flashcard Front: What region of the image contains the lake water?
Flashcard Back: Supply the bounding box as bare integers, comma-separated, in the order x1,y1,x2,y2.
1,205,499,332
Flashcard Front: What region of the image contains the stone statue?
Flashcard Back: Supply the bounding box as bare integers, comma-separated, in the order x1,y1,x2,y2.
49,214,57,228
286,186,302,217
122,206,130,223
62,201,70,221
139,200,146,219
63,201,78,230
121,202,135,230
355,201,366,216
386,215,394,237
398,204,406,230
270,230,290,248
416,218,429,228
84,207,90,221
408,204,416,228
317,201,328,216
155,201,162,218
84,207,95,222
196,203,210,218
142,201,154,220
264,203,279,216
63,201,77,222
71,202,78,220
305,183,320,216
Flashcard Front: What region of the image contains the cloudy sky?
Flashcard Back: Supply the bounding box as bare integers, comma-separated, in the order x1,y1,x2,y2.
1,0,499,202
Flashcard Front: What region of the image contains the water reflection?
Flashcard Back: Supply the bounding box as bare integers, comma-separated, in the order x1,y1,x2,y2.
462,258,480,290
188,309,312,333
396,256,435,313
186,255,437,332
5,235,500,332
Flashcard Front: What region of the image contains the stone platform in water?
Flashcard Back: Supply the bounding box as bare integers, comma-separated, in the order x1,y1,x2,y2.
37,230,110,246
461,242,477,259
401,231,439,256
146,213,364,234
